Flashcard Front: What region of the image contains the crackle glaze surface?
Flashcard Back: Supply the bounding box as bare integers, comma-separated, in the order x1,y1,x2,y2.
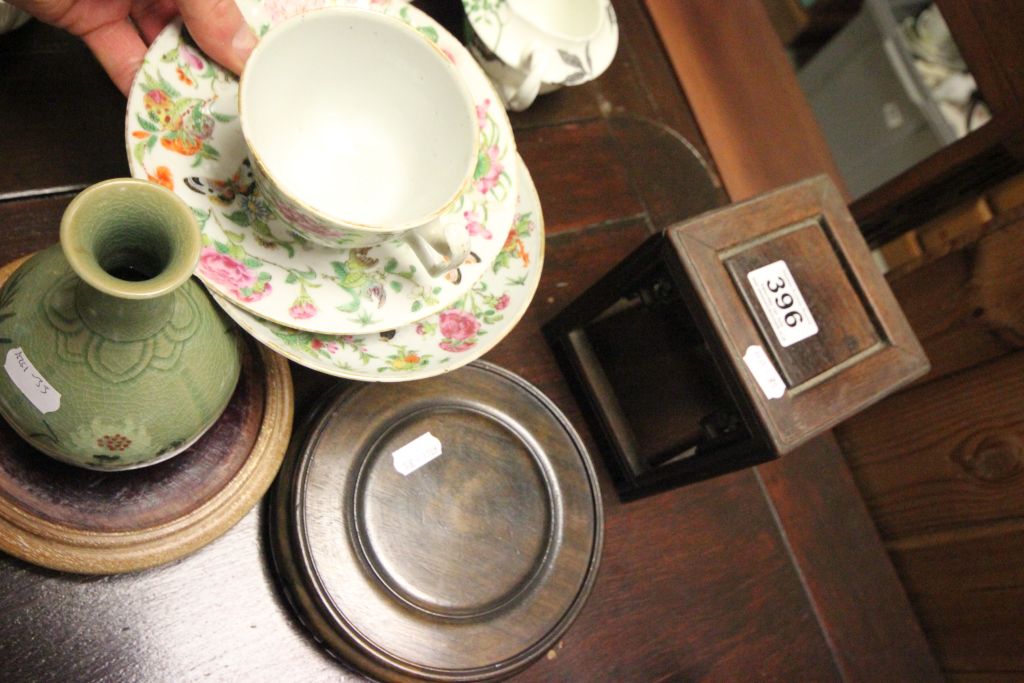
0,247,241,470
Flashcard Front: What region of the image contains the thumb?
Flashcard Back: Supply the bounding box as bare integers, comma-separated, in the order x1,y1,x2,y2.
176,0,256,75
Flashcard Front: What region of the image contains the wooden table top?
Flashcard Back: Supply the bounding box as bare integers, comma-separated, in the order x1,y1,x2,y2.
0,1,940,680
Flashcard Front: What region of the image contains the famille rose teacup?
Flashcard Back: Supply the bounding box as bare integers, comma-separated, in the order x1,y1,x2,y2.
239,7,478,277
463,0,617,112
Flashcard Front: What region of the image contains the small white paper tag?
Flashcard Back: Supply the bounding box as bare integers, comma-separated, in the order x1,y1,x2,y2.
743,345,786,400
392,432,443,476
4,348,61,414
746,260,819,348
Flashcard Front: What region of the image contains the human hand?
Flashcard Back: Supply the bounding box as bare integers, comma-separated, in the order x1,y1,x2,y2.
7,0,256,95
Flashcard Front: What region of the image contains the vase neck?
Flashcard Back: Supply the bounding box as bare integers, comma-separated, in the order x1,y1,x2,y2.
60,178,201,302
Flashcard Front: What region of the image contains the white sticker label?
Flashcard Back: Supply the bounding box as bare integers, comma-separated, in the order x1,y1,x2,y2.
4,348,61,414
392,432,443,476
746,260,819,348
743,345,786,400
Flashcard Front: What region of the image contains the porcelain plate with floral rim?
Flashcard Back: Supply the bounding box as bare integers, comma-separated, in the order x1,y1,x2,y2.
213,154,541,382
125,1,517,335
463,0,619,87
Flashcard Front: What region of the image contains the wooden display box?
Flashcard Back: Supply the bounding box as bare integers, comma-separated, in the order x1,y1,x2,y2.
545,176,929,499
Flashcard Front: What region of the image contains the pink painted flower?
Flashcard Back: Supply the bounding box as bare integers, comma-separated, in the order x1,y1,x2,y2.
264,0,328,23
180,43,206,71
438,309,480,342
235,283,271,303
415,323,427,335
463,209,491,239
440,339,476,353
495,293,510,310
276,200,345,240
475,98,491,130
289,301,317,319
198,247,271,303
311,339,339,353
441,47,456,64
200,247,256,291
474,145,503,195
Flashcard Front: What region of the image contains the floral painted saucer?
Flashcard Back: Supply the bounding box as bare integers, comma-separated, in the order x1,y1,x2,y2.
213,154,542,382
125,2,517,336
463,0,619,89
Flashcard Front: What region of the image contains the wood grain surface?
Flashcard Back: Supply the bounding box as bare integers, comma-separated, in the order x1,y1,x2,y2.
0,0,939,680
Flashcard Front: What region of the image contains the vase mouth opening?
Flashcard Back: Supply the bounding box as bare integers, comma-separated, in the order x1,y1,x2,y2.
61,179,201,300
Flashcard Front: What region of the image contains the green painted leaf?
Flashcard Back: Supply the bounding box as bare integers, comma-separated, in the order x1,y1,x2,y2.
224,210,251,226
223,229,245,243
212,112,236,123
136,114,158,133
285,272,297,285
417,26,439,42
257,271,271,282
390,281,402,292
411,301,423,313
133,140,147,167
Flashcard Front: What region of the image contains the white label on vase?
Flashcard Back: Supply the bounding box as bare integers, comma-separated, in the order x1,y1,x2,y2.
392,432,443,476
746,260,819,348
4,348,61,414
743,345,786,400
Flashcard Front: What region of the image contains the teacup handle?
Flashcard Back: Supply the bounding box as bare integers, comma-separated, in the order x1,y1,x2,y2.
403,215,471,278
504,43,554,112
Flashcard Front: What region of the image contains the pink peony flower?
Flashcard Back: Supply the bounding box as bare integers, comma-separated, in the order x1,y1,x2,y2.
463,209,491,239
495,293,510,310
199,247,256,291
438,309,480,341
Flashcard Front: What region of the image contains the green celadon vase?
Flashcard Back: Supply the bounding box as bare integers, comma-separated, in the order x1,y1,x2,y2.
0,178,242,470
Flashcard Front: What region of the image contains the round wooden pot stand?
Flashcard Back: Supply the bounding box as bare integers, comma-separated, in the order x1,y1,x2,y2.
271,361,604,682
0,256,293,574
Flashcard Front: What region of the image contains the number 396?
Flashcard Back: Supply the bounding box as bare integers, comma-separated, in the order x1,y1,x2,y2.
766,277,803,328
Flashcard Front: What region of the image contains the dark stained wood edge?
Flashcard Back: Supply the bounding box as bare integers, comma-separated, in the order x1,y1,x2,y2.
640,0,847,202
756,433,943,682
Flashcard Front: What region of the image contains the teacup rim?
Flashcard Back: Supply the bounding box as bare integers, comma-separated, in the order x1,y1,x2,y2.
238,5,480,234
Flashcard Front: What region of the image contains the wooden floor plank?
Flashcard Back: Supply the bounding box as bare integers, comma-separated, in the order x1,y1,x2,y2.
837,350,1024,540
641,0,846,201
758,435,942,682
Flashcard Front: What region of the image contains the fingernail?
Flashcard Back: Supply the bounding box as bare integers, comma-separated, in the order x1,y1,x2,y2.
232,23,257,64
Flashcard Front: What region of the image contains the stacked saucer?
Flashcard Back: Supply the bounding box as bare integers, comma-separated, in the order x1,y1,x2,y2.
125,0,543,381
